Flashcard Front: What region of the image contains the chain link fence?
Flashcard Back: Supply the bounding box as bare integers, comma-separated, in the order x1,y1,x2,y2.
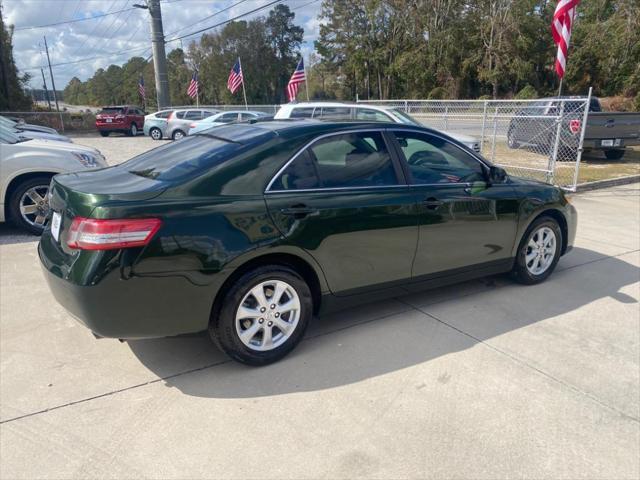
358,96,590,191
5,97,590,191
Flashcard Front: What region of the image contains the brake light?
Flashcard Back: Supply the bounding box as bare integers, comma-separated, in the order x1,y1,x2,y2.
67,217,162,250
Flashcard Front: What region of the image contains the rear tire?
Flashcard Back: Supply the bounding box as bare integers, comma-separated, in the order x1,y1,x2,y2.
511,216,562,285
149,127,162,140
604,149,625,160
99,131,109,137
172,129,185,141
209,265,313,366
128,123,138,136
8,175,53,235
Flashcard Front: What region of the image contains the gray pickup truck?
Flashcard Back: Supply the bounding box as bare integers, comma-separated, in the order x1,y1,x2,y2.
507,97,640,160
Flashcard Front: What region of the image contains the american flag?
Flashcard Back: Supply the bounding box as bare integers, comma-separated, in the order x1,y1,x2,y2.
187,71,199,98
138,75,145,98
286,58,306,102
551,0,581,79
227,59,243,94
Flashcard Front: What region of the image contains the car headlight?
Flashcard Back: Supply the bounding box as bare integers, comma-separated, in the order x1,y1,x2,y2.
72,152,99,168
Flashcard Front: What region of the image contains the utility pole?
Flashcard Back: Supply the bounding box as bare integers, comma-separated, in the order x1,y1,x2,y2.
135,0,170,109
40,68,52,110
43,36,60,112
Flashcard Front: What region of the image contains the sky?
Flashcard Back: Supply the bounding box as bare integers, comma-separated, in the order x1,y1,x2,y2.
3,0,323,90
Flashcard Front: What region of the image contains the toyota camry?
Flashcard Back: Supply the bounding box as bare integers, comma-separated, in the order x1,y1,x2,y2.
39,121,577,365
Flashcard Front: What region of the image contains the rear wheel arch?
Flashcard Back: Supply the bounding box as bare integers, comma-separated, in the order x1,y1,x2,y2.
4,171,57,221
210,253,324,328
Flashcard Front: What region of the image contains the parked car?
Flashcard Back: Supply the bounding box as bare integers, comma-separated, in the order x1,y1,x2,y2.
95,105,145,137
188,110,272,135
275,102,481,153
507,97,640,160
143,109,174,140
166,108,219,140
0,120,72,143
0,128,107,234
0,115,59,135
39,120,576,365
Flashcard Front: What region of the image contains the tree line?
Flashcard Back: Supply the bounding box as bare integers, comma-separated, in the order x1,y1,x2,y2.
2,1,639,112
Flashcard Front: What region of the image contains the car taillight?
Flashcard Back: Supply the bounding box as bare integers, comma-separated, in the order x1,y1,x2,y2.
67,217,162,250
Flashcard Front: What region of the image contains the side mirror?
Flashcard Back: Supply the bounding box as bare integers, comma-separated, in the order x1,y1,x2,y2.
489,166,507,184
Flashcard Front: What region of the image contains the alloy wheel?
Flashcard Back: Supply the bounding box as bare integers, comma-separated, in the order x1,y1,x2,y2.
19,185,50,229
235,279,301,352
525,226,556,275
131,124,138,136
150,128,162,140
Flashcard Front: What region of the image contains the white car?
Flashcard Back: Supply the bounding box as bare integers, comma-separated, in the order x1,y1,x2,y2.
0,128,108,234
274,102,481,153
187,110,272,135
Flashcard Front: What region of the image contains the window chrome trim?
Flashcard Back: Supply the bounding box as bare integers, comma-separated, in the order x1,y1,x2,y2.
264,128,400,193
267,184,411,194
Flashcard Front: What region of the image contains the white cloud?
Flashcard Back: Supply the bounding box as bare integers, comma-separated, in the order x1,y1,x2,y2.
4,0,322,89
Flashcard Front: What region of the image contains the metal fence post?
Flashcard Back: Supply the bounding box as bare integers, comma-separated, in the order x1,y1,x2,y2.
404,100,408,112
480,100,488,153
547,99,566,184
491,106,498,162
444,105,449,130
570,87,592,191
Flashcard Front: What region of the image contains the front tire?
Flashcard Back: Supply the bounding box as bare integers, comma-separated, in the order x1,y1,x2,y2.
172,129,185,141
209,265,313,366
512,216,562,285
604,149,625,160
149,127,162,140
8,176,53,235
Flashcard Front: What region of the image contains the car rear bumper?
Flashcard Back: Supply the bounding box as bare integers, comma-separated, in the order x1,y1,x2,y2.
38,242,214,339
95,121,127,131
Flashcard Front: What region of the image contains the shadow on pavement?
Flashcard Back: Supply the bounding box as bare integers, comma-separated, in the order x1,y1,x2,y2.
125,246,636,398
0,224,39,245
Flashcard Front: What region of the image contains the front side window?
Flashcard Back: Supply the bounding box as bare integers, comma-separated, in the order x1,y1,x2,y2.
316,107,351,120
202,111,216,118
355,108,393,122
219,113,239,123
175,111,186,119
271,131,399,190
185,111,202,120
393,131,484,184
290,107,314,118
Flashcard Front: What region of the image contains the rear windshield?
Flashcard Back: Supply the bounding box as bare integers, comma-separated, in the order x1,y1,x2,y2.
122,134,242,182
100,107,124,114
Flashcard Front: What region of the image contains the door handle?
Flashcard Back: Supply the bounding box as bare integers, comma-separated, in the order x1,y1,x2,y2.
280,204,318,218
422,197,443,210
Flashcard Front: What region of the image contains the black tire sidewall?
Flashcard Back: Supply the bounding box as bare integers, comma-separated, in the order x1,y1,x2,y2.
604,149,624,160
210,266,313,366
99,131,109,137
172,130,184,140
150,127,162,140
9,176,52,235
513,217,562,285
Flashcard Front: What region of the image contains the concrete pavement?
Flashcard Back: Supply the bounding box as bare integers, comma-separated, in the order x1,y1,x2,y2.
0,185,638,479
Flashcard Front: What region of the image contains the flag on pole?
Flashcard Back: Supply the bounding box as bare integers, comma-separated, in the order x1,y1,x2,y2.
187,71,199,98
227,59,243,94
138,75,145,98
286,58,306,102
551,0,581,79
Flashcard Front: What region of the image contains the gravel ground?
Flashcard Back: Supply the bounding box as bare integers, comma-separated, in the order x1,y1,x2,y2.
68,133,166,166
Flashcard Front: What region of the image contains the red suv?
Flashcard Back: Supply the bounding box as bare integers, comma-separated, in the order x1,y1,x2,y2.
95,105,145,137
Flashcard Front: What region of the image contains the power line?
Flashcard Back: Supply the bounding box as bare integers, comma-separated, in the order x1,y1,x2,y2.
164,0,248,37
14,5,137,31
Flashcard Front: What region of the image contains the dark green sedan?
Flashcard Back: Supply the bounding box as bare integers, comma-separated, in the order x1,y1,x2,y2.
39,121,577,365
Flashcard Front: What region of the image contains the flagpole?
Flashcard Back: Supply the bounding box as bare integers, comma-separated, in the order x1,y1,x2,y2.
558,7,577,98
304,56,309,102
238,57,248,110
196,70,199,107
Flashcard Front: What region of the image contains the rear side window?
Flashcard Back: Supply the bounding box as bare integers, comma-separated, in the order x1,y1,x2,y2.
154,111,172,119
290,108,314,118
202,111,216,119
123,136,241,182
271,131,398,190
355,108,392,122
175,111,186,119
185,111,202,120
